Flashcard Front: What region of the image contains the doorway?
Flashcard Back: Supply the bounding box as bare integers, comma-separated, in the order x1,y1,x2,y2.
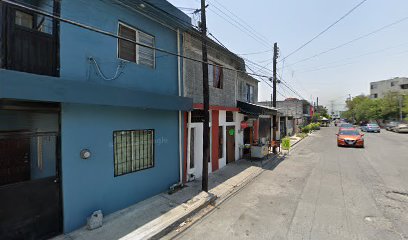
0,104,61,240
226,126,235,164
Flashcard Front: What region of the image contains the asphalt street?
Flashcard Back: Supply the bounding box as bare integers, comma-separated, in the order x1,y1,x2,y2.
173,127,408,240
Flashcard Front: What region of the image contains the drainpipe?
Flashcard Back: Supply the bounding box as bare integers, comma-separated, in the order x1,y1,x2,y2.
177,29,183,186
186,111,192,181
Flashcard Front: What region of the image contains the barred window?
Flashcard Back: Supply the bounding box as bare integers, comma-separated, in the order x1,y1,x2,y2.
113,129,154,176
118,23,155,68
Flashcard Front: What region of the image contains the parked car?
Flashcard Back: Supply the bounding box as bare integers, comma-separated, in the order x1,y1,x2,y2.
385,121,400,131
393,123,408,133
336,129,364,148
361,123,380,133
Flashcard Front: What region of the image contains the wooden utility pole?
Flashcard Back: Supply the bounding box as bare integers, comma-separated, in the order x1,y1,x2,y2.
200,0,209,192
272,43,278,154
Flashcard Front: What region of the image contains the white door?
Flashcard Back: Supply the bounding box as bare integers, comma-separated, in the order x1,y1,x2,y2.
188,123,203,180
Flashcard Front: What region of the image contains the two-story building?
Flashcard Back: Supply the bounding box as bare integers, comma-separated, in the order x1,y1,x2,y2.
0,0,192,238
183,30,276,180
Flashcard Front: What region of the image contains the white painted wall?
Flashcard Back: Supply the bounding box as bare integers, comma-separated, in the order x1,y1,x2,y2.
235,113,245,160
187,122,212,181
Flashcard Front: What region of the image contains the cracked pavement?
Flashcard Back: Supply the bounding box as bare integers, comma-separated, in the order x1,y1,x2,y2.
173,127,408,240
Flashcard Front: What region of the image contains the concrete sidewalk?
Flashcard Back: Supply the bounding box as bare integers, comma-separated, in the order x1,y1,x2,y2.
53,155,285,240
53,136,306,240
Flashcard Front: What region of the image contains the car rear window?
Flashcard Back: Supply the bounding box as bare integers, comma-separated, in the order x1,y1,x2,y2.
368,124,379,127
339,131,360,136
340,124,353,128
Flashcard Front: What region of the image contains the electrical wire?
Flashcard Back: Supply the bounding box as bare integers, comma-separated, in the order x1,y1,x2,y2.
89,57,126,81
281,0,368,62
285,15,408,68
208,8,272,49
207,0,272,48
1,0,272,79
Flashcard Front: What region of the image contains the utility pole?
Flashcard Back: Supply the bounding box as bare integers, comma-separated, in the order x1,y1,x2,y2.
272,42,278,154
200,0,209,192
316,97,319,113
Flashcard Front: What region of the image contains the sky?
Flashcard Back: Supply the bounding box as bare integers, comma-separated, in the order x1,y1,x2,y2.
167,0,408,112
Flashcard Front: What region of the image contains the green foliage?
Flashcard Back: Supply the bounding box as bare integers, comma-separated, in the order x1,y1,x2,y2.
301,123,321,133
301,125,311,133
281,137,291,150
342,92,406,122
296,133,307,139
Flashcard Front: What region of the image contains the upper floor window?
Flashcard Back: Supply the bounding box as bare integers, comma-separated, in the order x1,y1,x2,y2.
370,84,377,89
401,84,408,89
245,84,254,103
118,23,155,68
391,81,397,87
15,9,53,35
208,63,223,89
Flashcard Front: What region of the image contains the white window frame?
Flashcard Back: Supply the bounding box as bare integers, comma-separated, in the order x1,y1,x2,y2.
117,22,156,68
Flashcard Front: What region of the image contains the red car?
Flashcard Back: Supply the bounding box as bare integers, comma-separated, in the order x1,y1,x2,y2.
337,129,364,148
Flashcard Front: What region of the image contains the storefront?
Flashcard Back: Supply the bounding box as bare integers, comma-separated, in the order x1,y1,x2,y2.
237,101,277,159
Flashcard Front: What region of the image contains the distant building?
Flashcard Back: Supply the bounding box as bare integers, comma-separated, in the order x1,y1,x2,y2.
370,77,408,98
258,98,311,137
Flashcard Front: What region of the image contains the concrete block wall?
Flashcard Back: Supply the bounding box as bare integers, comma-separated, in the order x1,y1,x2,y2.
183,32,255,107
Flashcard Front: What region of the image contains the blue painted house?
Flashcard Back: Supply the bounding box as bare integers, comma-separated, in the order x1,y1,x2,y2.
0,0,192,238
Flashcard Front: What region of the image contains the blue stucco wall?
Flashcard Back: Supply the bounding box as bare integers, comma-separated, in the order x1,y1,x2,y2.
56,0,190,233
59,0,180,96
61,103,180,232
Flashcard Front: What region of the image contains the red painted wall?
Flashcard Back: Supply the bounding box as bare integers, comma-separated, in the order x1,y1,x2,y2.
211,110,219,172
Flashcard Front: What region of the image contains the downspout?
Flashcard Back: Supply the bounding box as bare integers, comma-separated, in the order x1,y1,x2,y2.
177,29,183,185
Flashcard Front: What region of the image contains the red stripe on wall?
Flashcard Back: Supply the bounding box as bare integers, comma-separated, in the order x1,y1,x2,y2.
211,110,219,172
193,103,239,112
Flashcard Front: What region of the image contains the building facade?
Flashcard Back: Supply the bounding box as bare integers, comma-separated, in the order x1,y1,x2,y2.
370,77,408,98
259,98,311,137
0,0,192,238
182,30,275,181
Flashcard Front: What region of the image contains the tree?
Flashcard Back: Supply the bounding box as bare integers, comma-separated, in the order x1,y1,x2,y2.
380,91,400,120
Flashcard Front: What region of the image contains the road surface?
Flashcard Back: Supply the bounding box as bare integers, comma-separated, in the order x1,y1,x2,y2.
174,127,408,240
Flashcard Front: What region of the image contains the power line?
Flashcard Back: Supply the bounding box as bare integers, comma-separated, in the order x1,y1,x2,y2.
281,0,368,62
285,15,408,68
237,49,274,56
1,0,272,80
207,7,271,49
208,0,272,45
292,41,408,73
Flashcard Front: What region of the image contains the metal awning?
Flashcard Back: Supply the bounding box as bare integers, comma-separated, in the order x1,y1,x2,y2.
0,70,193,111
237,101,277,117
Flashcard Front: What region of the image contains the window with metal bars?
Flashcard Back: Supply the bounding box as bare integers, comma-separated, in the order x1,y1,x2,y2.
113,129,154,176
118,22,155,68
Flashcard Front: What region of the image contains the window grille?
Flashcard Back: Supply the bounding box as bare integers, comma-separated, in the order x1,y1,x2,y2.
113,129,154,176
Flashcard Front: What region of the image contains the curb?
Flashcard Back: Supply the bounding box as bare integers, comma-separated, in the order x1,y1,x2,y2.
149,193,217,240
164,155,282,239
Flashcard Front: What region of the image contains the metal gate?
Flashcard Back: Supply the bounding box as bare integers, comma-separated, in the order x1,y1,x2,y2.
0,131,62,240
